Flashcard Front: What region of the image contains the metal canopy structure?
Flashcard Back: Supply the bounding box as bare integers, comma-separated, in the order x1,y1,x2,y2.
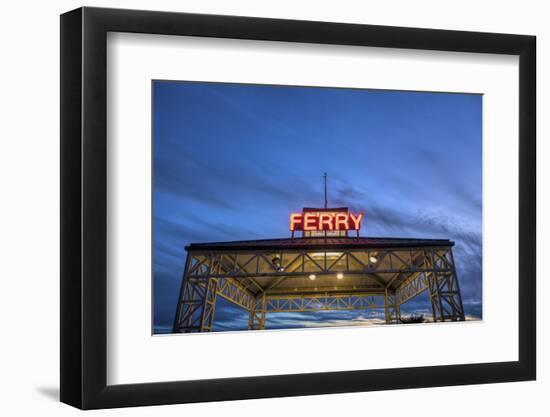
173,237,465,332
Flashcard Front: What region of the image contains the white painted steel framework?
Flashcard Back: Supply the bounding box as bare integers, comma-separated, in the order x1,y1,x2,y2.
173,243,465,332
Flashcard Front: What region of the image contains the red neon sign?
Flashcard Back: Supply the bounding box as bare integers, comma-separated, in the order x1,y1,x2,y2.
290,211,364,231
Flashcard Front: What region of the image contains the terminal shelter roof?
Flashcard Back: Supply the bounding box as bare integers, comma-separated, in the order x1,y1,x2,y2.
186,236,454,252
183,236,456,296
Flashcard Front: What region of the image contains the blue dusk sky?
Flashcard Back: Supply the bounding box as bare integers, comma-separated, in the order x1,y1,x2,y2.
153,81,482,334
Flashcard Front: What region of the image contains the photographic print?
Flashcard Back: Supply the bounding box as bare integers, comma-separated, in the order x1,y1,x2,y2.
153,81,482,334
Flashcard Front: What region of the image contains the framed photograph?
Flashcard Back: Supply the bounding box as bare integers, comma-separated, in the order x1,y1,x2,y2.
60,6,536,409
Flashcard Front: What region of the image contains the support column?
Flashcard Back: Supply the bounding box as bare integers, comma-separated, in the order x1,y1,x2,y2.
427,249,465,322
248,294,267,330
173,277,218,332
447,249,466,321
436,272,465,321
427,271,444,322
199,278,218,332
384,288,400,324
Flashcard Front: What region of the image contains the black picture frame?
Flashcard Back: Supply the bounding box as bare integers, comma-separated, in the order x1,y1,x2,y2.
60,6,536,410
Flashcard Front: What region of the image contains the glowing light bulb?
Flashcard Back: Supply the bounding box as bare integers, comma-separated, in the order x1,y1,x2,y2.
369,255,378,263
309,274,317,281
336,273,344,280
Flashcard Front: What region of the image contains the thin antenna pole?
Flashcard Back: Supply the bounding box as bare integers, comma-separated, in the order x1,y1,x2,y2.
323,173,328,209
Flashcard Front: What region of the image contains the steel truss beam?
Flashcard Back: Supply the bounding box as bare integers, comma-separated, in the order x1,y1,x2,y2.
173,246,465,332
185,249,452,279
265,293,385,313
